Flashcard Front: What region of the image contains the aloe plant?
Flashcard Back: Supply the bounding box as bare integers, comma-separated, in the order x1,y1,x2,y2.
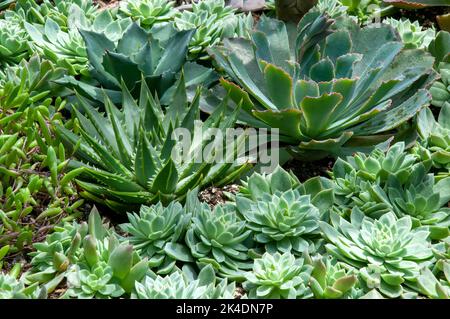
208,12,436,159
56,79,251,211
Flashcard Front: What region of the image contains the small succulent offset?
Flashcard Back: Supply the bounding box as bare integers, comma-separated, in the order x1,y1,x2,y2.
307,255,359,299
120,201,192,274
56,80,251,211
417,105,450,170
320,209,433,297
0,18,30,68
185,193,253,280
243,252,312,299
236,190,321,256
133,264,238,299
0,265,46,299
208,12,436,159
428,31,450,108
174,0,253,59
383,18,435,50
119,0,176,28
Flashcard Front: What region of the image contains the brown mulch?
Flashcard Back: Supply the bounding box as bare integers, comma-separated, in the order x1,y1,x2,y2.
391,6,450,30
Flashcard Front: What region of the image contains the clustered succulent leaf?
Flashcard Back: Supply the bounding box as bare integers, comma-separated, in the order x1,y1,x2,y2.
174,0,253,59
120,201,192,274
208,12,436,159
0,17,30,68
383,18,435,50
243,252,312,299
133,264,237,299
320,209,433,297
119,0,176,28
236,190,321,255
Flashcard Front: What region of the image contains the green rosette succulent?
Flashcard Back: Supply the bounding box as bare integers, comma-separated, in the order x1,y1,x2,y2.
428,31,450,108
243,252,313,299
383,18,435,49
417,257,450,299
238,165,334,215
120,201,192,274
0,18,30,67
307,255,359,299
208,12,436,159
236,190,321,255
185,194,253,280
0,269,46,299
133,264,238,299
320,209,433,297
417,104,450,170
315,0,349,19
119,0,176,28
174,0,253,59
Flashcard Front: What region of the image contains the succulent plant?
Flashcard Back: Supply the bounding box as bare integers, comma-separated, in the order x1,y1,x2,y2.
236,190,321,255
120,201,192,274
119,0,176,28
339,0,390,23
8,0,99,29
307,255,359,299
428,31,450,108
133,264,238,298
208,12,436,159
0,266,46,299
56,79,251,211
274,0,318,23
25,8,131,75
0,55,67,110
237,165,334,215
174,0,253,59
58,22,215,105
417,259,450,299
320,209,433,297
383,18,435,49
417,104,450,170
0,17,30,67
185,192,253,280
243,252,312,299
315,0,348,18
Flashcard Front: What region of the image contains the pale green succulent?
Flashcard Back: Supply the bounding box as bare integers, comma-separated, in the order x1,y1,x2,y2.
208,12,436,159
0,272,45,299
133,264,238,299
243,252,312,299
185,194,253,280
307,255,359,299
320,209,433,297
174,0,253,59
315,0,349,19
383,18,435,49
119,0,176,28
0,18,30,67
236,190,321,255
417,104,450,170
120,201,192,274
417,260,450,299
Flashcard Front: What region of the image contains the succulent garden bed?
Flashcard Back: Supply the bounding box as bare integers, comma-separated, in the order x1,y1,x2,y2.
0,0,449,300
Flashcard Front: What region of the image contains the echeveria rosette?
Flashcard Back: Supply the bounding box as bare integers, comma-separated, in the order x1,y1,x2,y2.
0,18,30,67
243,252,312,299
0,272,45,299
174,0,253,59
320,209,433,297
185,197,253,280
119,0,176,28
417,104,450,172
307,255,359,299
66,262,125,299
387,164,450,240
383,18,435,49
238,165,334,215
133,264,238,299
236,190,321,256
120,201,192,274
208,12,436,160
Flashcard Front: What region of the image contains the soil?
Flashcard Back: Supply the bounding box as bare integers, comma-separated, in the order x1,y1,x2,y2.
284,157,335,183
198,184,240,207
